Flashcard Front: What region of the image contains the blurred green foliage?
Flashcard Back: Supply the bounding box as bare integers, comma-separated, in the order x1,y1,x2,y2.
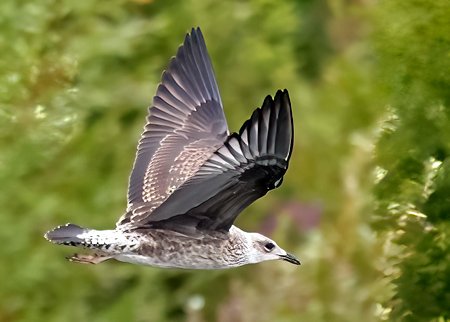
372,0,450,320
0,0,448,321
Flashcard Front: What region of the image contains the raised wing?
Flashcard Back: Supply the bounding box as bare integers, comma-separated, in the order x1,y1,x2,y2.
137,90,293,232
119,28,228,226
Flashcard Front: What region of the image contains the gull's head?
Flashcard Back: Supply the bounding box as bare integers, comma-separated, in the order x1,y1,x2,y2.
246,232,300,266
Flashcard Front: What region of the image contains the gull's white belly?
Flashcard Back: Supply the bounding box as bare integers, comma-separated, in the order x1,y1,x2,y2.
114,253,242,270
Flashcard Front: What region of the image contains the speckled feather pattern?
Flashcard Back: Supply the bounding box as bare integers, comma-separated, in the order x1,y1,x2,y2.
126,226,250,269
64,226,251,269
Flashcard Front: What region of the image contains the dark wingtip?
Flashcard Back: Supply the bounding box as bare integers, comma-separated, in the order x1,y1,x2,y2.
185,26,201,43
190,26,202,37
236,88,293,163
274,89,293,162
262,93,274,108
188,27,205,50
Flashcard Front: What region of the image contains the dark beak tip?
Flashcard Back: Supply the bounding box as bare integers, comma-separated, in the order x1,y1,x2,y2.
280,253,301,266
291,259,301,266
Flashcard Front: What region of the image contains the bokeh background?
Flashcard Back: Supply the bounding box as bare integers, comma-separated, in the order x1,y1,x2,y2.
1,0,449,321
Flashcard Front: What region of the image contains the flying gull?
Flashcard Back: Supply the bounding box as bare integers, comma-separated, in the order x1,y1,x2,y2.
45,27,300,269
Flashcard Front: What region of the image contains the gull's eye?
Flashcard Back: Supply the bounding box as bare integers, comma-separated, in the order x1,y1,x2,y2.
264,242,275,252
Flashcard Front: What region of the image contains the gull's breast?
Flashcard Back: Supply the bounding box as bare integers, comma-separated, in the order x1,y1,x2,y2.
114,229,249,269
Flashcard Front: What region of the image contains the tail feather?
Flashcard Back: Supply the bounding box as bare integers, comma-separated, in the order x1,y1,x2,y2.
44,223,88,246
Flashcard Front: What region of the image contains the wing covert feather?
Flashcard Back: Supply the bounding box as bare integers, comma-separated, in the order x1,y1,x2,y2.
119,28,228,227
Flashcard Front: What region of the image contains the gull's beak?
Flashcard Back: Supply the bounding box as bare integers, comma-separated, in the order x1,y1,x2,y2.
279,252,301,265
